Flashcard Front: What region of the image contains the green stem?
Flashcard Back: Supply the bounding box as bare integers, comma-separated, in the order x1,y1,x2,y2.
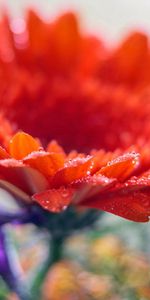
31,234,64,299
50,235,63,263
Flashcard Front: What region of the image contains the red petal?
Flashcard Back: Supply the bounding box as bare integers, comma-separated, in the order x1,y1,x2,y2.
23,151,64,178
0,179,30,204
9,132,41,159
82,191,150,222
26,10,50,58
125,172,150,186
32,187,75,212
72,174,116,204
0,146,10,159
110,32,148,83
52,12,80,72
81,173,150,222
0,158,49,196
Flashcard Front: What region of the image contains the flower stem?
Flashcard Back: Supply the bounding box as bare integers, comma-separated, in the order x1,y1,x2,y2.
31,234,64,298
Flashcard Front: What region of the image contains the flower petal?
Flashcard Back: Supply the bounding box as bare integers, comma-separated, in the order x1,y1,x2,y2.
0,146,10,159
81,173,150,222
52,12,80,72
100,152,140,181
83,191,150,222
0,158,49,196
23,151,65,178
32,187,75,212
9,132,41,159
47,140,66,157
107,32,148,84
51,156,101,187
72,174,116,204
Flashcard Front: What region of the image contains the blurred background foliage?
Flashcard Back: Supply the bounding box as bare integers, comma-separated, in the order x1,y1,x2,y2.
0,214,149,300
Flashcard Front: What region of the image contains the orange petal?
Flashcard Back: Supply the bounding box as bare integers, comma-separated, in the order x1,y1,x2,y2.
9,132,41,160
32,187,75,212
47,140,66,157
100,152,140,181
51,156,100,188
23,151,64,178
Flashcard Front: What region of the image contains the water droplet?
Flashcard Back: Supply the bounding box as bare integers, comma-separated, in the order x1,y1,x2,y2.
61,190,69,198
62,205,67,211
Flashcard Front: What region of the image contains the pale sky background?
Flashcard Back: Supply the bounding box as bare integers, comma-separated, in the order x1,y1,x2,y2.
2,0,150,43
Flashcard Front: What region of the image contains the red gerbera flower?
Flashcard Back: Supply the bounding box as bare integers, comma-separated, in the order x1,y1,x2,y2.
0,11,150,222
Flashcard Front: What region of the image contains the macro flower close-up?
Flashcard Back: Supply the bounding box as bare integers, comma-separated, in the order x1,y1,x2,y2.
0,1,150,299
0,10,149,222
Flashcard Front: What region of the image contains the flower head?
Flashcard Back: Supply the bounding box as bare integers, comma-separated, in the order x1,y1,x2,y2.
0,11,149,222
0,131,149,222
